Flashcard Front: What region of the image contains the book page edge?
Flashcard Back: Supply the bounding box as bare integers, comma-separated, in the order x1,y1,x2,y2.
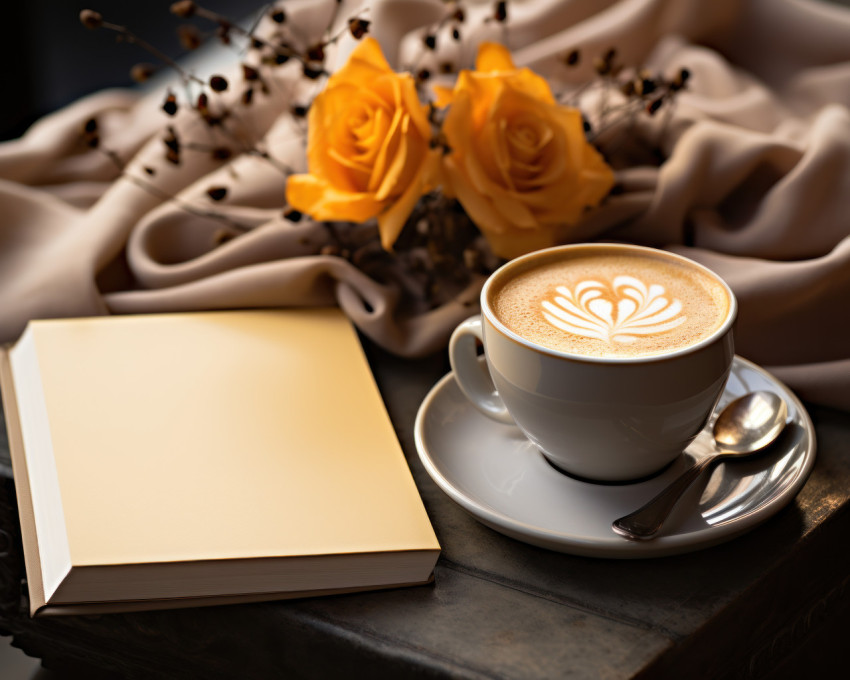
1,337,72,614
33,570,437,616
1,344,48,616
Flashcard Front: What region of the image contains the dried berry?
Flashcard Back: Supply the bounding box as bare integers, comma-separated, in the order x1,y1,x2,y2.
306,44,325,62
270,9,286,24
170,1,196,18
646,97,664,115
593,57,609,76
348,18,370,40
163,128,180,154
302,64,324,79
213,229,234,246
640,78,657,95
671,68,690,91
162,92,178,116
79,9,103,29
206,186,228,201
178,24,202,51
130,63,155,83
209,75,229,92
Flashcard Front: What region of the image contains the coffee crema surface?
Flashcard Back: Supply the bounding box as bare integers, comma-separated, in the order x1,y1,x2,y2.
490,249,730,358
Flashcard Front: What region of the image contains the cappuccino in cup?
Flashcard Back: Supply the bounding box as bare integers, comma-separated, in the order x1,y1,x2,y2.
490,248,730,359
449,243,737,482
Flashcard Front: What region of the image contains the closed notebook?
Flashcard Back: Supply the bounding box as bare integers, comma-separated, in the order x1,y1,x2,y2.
0,309,440,616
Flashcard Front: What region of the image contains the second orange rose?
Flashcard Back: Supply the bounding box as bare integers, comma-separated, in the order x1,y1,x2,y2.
440,43,615,259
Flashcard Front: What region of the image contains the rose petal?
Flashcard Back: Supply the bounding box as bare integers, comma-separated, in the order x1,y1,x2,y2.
397,73,432,142
443,156,512,235
442,84,474,146
309,84,390,192
475,42,516,72
474,114,512,190
352,106,391,166
376,116,415,201
376,80,429,201
329,146,371,187
464,140,502,195
286,174,384,222
502,68,556,105
378,149,441,249
432,84,454,108
328,38,393,89
369,99,404,194
491,190,539,228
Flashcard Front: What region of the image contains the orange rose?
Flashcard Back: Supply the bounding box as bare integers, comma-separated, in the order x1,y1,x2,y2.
441,43,615,259
286,38,440,250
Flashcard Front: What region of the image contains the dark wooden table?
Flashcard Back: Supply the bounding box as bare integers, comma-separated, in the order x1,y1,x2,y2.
1,345,848,678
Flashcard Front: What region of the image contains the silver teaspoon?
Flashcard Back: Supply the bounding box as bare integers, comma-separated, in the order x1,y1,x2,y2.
611,391,788,541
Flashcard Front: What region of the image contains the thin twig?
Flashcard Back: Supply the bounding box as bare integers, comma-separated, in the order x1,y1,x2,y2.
100,20,207,87
98,145,252,232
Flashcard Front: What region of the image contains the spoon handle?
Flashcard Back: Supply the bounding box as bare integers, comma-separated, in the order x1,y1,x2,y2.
612,456,718,540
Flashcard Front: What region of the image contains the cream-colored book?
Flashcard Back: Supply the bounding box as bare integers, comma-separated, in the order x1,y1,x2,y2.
0,310,440,616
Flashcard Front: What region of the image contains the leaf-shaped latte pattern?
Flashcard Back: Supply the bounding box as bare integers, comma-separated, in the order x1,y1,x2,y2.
541,275,686,344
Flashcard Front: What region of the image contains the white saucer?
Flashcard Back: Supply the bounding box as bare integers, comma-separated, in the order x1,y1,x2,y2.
414,356,816,558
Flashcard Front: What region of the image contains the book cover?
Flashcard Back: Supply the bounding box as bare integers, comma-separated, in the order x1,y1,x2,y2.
0,309,440,616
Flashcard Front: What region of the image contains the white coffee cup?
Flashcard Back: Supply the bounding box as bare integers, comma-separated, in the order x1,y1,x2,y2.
449,243,737,482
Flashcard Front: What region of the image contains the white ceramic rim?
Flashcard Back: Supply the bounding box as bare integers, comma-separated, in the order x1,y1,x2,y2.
414,355,817,558
481,243,739,364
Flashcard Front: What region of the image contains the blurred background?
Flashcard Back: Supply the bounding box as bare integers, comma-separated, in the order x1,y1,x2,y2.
4,0,850,142
0,0,267,141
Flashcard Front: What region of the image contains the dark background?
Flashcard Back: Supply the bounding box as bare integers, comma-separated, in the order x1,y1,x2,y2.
0,0,265,141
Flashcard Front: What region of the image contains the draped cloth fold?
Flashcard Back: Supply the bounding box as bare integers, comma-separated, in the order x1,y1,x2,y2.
2,0,850,410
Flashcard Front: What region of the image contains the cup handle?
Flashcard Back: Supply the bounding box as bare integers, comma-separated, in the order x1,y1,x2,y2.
449,316,514,425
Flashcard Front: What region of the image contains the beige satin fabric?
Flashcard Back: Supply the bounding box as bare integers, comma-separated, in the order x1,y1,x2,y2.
1,0,849,409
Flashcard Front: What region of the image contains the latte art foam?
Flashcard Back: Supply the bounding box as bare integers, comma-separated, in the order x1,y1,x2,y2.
541,275,686,344
490,249,730,358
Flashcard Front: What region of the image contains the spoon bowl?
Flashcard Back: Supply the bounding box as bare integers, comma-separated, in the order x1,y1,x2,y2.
713,391,788,454
612,391,788,541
